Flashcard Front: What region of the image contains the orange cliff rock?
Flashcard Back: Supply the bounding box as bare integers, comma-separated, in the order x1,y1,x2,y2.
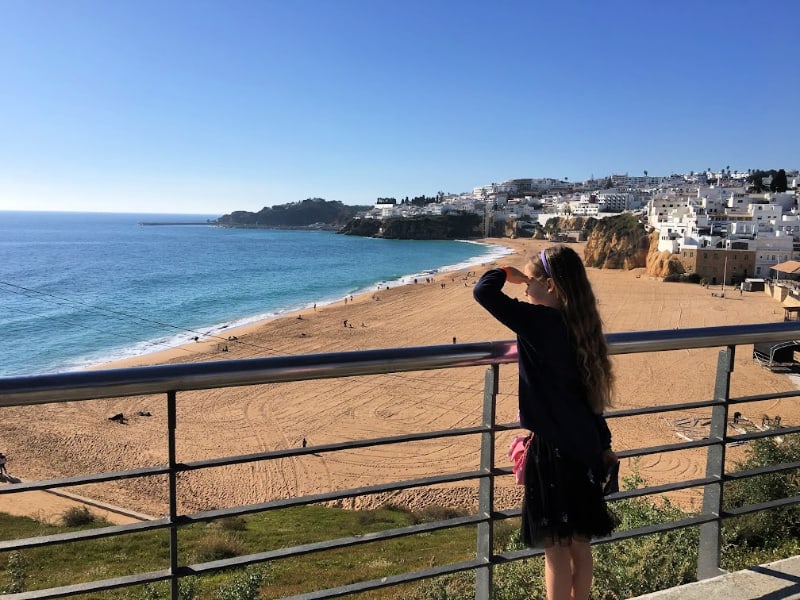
583,214,651,270
645,233,686,278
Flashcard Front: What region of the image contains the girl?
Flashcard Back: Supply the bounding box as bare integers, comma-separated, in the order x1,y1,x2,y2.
473,245,617,600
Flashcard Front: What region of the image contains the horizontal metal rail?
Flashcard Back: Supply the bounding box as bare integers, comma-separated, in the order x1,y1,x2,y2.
3,321,800,406
0,321,799,599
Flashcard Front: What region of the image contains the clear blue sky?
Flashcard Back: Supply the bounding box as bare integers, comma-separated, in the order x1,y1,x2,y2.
1,1,798,215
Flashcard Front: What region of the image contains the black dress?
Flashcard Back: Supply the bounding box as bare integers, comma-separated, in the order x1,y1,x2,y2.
521,434,617,547
473,268,618,546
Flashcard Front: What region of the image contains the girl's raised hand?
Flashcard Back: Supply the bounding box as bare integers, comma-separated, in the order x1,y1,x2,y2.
502,266,530,285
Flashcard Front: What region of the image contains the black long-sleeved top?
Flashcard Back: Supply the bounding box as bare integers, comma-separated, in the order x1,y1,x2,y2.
473,268,611,474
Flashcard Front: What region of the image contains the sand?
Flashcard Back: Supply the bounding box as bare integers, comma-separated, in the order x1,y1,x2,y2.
1,238,797,525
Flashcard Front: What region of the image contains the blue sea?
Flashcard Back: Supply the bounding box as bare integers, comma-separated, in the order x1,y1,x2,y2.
0,211,508,377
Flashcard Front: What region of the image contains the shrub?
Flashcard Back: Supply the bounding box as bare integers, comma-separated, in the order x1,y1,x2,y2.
218,517,247,532
592,497,698,599
413,505,468,523
3,551,27,594
403,570,475,600
194,532,246,562
61,506,96,527
683,272,702,284
663,272,702,284
216,567,268,600
355,505,407,527
723,434,800,553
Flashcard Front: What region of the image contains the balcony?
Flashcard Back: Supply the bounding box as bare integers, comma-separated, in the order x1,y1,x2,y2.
1,322,799,599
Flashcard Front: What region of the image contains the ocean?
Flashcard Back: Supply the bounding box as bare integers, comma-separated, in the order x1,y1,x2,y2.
0,211,509,377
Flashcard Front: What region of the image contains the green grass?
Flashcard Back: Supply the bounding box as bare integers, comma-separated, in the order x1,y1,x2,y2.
0,504,498,599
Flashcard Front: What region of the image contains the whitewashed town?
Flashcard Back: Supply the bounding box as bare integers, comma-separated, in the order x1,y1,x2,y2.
364,168,800,287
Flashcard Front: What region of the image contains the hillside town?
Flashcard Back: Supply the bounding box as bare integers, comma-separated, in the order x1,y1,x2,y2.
364,169,800,287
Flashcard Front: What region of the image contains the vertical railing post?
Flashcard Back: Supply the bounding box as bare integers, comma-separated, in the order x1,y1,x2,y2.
167,390,180,600
476,365,499,600
697,347,734,580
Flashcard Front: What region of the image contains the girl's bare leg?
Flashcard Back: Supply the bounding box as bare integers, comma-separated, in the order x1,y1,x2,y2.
544,544,573,600
569,540,593,599
544,541,593,600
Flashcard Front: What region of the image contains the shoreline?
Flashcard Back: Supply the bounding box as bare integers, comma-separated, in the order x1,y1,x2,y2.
2,237,798,524
91,239,513,370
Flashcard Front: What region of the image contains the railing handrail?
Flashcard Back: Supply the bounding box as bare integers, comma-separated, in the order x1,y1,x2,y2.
4,321,800,406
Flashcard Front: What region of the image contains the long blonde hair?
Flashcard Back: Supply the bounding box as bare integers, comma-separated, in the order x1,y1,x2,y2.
532,245,614,412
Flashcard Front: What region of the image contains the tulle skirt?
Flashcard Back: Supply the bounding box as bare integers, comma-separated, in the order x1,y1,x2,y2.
520,434,618,547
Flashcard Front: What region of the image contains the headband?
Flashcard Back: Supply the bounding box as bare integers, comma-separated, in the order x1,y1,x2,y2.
540,249,552,278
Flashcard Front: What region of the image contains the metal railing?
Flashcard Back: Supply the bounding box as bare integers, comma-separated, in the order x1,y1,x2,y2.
2,321,800,599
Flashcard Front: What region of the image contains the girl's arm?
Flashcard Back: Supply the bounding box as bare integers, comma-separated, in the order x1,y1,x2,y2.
473,268,531,334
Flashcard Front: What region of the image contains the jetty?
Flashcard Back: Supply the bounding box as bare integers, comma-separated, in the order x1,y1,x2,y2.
138,221,215,226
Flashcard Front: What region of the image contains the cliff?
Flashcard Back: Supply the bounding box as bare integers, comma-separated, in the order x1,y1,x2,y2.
582,214,684,277
339,214,483,240
583,214,650,270
644,235,686,278
216,198,370,228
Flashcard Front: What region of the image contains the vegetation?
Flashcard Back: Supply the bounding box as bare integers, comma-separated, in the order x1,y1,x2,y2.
590,212,644,238
337,216,381,237
61,506,98,527
406,470,700,600
3,552,26,594
663,272,702,284
215,198,371,228
591,473,699,599
721,434,800,569
0,504,478,599
747,168,789,193
1,437,797,598
340,213,483,239
216,197,481,239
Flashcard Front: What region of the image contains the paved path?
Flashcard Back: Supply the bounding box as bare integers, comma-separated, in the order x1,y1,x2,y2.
0,475,152,525
631,555,800,599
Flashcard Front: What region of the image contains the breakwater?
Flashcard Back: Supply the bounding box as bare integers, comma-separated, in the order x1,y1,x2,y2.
138,221,215,226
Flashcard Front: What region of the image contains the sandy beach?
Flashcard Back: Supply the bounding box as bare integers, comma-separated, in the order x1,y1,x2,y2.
1,238,797,524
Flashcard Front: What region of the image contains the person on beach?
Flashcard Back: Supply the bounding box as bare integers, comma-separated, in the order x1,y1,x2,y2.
0,452,8,477
473,245,618,600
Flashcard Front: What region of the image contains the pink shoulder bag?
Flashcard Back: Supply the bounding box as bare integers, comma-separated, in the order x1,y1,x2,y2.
508,433,532,485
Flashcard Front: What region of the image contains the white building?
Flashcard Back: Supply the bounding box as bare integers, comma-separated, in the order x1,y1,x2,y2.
752,235,795,278
596,190,645,212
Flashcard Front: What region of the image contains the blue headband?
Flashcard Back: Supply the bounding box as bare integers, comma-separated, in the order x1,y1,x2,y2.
540,250,552,278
